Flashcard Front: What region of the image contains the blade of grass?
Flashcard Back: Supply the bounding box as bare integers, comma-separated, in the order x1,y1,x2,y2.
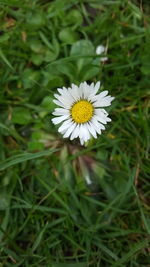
0,49,14,70
0,149,58,171
111,239,149,267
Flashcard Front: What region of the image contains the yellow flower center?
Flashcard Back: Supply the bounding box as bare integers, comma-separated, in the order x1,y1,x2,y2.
71,100,94,124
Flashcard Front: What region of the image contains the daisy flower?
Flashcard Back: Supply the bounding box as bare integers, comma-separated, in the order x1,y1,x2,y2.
52,81,114,145
96,45,108,62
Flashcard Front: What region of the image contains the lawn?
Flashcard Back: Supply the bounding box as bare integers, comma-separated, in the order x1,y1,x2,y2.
0,0,150,266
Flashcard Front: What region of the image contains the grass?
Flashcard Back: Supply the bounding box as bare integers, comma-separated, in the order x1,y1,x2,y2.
0,0,150,266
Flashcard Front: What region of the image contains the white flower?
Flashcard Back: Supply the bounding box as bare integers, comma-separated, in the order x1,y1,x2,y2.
96,45,108,62
96,45,105,54
52,81,114,145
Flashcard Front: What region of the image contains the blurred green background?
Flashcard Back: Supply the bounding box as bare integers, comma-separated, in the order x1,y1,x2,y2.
0,0,150,266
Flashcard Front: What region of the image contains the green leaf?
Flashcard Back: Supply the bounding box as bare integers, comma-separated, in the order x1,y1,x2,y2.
65,9,83,26
29,40,44,53
141,64,150,75
0,122,24,142
44,49,58,62
26,11,46,29
79,64,99,81
70,40,95,72
21,68,41,89
12,107,32,125
40,96,53,110
0,33,10,43
28,141,44,151
59,28,79,44
31,54,43,65
56,62,75,80
28,131,45,151
70,40,94,57
42,72,64,89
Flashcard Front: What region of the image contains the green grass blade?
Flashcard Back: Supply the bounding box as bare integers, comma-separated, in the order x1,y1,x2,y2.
0,149,58,171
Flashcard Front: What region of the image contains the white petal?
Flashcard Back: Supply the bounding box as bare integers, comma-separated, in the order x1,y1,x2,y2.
86,122,97,138
89,90,108,102
70,89,78,100
57,88,63,95
82,82,91,98
92,116,105,130
55,88,74,104
52,108,69,116
94,81,100,94
67,88,76,101
63,87,75,103
84,123,91,141
98,90,109,98
80,138,84,145
57,87,68,95
63,123,76,138
94,96,115,107
90,120,102,135
53,99,65,108
91,117,101,134
79,124,84,139
54,94,73,108
89,82,94,93
79,82,84,99
100,108,108,116
88,82,101,99
79,124,90,142
51,115,69,125
82,124,90,142
54,93,61,100
70,124,79,140
94,111,110,124
95,109,111,123
58,118,72,133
